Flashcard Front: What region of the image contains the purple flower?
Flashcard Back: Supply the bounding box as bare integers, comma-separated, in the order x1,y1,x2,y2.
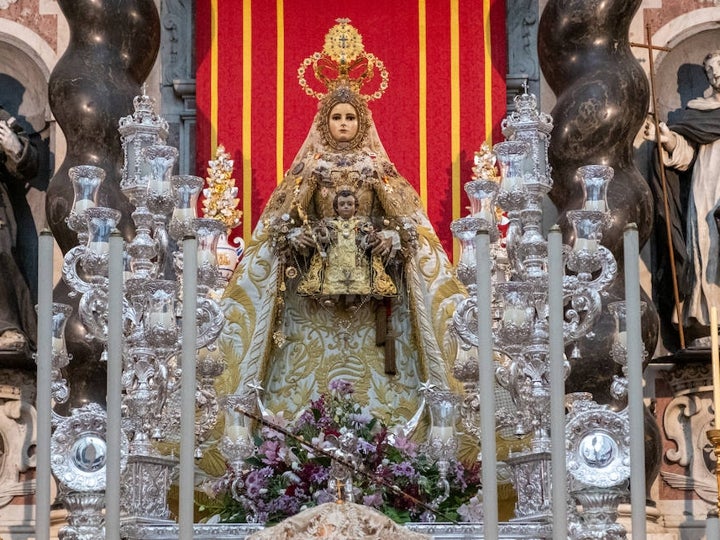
328,378,354,396
390,460,417,479
313,487,336,505
363,492,383,508
244,467,272,499
308,466,330,485
267,495,301,516
357,438,377,454
453,462,469,491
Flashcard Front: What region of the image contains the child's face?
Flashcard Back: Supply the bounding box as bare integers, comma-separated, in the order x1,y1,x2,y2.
336,195,356,219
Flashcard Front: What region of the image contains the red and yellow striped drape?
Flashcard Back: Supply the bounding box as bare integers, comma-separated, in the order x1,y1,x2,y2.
195,0,507,259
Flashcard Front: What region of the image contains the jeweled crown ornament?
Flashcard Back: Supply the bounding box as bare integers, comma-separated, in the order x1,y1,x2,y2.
298,18,388,101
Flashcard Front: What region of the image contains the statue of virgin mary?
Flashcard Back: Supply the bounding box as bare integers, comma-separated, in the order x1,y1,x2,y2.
219,20,465,425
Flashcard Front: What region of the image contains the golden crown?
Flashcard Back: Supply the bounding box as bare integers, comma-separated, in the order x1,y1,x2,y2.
298,18,389,102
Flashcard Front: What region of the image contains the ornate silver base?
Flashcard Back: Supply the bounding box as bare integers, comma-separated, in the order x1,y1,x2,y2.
120,454,178,523
57,490,105,540
120,522,554,539
506,450,552,522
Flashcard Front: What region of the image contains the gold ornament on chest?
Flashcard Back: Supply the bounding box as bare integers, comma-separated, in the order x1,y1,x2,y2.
319,169,361,196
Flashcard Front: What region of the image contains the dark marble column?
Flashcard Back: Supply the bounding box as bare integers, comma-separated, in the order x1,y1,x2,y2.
538,0,661,499
46,0,160,410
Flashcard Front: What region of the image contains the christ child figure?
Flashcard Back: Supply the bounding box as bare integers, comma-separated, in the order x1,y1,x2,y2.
297,188,397,302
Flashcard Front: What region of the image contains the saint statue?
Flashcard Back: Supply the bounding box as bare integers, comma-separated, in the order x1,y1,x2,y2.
644,50,720,345
0,105,39,357
220,20,465,424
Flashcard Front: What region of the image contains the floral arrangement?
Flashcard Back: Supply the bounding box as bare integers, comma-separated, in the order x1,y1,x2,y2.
198,380,483,525
202,144,242,231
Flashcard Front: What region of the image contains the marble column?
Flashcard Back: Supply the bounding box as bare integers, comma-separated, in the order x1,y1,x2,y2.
538,0,661,498
46,0,160,410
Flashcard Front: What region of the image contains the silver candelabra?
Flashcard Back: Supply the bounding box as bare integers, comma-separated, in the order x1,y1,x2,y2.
450,90,637,538
46,90,227,538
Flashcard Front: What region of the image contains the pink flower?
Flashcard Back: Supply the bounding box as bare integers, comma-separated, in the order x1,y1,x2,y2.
392,434,418,456
259,440,283,465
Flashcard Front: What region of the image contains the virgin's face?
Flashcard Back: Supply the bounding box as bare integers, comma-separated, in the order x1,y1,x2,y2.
328,103,359,143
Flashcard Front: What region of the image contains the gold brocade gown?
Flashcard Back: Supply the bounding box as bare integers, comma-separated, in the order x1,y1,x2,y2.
220,145,465,427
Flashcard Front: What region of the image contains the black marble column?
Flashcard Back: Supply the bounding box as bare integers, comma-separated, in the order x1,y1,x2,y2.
538,0,661,499
46,0,160,410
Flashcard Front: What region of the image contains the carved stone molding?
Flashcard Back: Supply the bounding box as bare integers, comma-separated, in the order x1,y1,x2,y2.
661,364,716,504
0,378,37,507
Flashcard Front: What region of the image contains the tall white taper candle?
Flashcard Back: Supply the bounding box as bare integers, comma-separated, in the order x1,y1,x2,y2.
711,307,720,424
36,230,53,540
710,307,720,529
624,224,646,537
548,227,568,538
707,511,720,540
476,230,498,538
106,231,124,539
180,236,198,539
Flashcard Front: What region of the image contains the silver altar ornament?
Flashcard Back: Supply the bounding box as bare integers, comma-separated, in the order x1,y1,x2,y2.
66,165,105,242
51,403,128,540
118,87,169,193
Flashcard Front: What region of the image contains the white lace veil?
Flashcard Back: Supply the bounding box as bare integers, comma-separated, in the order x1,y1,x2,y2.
287,86,394,172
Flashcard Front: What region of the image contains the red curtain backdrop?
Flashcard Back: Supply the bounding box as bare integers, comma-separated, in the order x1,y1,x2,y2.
195,1,507,259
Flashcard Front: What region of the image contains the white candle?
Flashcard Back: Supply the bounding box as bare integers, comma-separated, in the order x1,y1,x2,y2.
72,198,96,214
474,208,494,226
430,426,454,443
106,232,124,539
615,330,627,349
51,336,64,355
573,237,598,254
172,207,196,222
623,224,646,538
226,424,249,441
475,231,498,537
501,175,522,192
503,306,526,326
711,307,720,423
707,513,720,540
36,231,54,540
548,227,568,539
180,236,198,540
146,311,174,329
197,250,216,267
583,199,606,212
87,241,109,256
